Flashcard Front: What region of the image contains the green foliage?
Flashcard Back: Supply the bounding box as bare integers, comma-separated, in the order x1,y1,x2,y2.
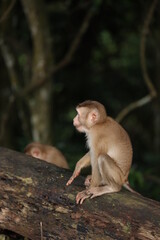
100,31,117,54
110,33,140,69
129,168,145,189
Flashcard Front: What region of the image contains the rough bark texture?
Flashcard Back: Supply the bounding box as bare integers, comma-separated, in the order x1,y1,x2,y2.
0,147,160,240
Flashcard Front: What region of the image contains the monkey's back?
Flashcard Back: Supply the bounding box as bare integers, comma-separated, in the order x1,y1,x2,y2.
91,117,133,177
44,145,69,169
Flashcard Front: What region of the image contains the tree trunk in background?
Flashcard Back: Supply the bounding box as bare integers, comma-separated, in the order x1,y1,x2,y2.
0,147,160,240
28,83,53,143
21,0,54,143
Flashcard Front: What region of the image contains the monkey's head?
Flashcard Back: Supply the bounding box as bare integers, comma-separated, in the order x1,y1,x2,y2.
24,143,45,160
73,100,107,133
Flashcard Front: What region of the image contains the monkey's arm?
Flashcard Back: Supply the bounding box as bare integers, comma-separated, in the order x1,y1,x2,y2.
66,152,90,186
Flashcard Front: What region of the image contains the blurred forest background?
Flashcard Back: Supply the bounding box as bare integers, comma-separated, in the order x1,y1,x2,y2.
0,0,160,202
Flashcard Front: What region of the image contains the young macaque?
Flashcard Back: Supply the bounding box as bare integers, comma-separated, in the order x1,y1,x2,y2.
66,100,135,204
24,142,69,169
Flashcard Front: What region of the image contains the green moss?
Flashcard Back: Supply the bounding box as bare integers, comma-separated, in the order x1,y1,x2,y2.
67,193,75,201
55,206,70,214
16,176,33,185
123,222,131,234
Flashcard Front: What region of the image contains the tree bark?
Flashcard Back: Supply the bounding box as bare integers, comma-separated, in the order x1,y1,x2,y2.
0,147,160,240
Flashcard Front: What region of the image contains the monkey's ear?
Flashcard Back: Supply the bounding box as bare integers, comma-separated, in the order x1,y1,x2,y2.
91,109,99,123
32,148,40,157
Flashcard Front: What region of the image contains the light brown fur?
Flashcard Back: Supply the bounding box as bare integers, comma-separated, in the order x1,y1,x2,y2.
66,100,134,204
24,142,69,169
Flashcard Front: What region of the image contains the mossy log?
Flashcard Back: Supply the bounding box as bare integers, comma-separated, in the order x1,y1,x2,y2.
0,147,160,240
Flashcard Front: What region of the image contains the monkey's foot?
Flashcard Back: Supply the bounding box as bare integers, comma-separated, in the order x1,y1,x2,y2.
76,187,102,204
76,190,92,204
86,187,105,198
76,186,120,204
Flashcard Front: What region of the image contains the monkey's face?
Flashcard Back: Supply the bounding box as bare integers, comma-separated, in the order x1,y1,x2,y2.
73,107,98,133
73,107,89,133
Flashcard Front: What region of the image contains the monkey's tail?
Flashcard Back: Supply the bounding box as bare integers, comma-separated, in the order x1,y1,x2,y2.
123,181,141,195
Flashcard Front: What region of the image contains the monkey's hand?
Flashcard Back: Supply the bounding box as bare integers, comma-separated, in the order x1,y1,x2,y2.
66,169,81,186
84,175,92,188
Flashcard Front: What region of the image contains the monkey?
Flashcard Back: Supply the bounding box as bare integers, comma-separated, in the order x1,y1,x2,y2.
24,142,69,169
66,100,137,204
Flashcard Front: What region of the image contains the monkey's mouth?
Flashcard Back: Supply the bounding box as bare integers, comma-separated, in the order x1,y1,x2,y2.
73,123,81,128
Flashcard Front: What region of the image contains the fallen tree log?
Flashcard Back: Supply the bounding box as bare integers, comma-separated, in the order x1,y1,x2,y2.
0,147,159,240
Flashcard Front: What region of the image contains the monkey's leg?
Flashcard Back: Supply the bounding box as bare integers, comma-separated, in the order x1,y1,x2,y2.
99,156,139,195
98,154,124,189
84,155,124,199
76,155,124,204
